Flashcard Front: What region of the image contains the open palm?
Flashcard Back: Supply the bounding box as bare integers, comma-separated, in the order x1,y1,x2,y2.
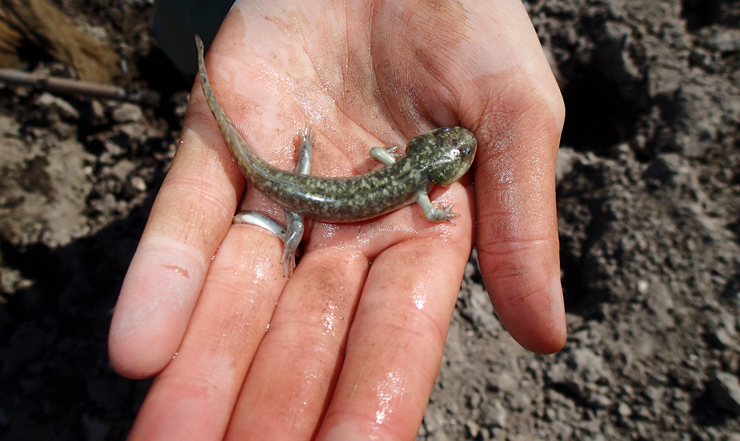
109,0,566,439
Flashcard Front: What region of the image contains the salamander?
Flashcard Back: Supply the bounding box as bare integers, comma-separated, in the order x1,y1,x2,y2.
195,35,477,276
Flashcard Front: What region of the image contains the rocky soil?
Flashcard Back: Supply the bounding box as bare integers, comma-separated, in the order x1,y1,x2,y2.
1,0,739,440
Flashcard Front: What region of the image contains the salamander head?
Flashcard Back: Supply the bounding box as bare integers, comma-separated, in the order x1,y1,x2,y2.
407,126,477,186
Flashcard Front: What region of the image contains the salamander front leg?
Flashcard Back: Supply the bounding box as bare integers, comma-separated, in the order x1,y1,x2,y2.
415,191,459,225
369,145,401,166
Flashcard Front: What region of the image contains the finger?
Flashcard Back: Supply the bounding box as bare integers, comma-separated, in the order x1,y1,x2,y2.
225,183,472,439
108,89,247,378
109,11,311,378
453,0,566,353
127,226,286,440
224,246,369,440
316,233,472,440
473,106,565,354
467,49,566,352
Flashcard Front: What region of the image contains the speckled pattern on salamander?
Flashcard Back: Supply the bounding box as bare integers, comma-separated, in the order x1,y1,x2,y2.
195,35,477,276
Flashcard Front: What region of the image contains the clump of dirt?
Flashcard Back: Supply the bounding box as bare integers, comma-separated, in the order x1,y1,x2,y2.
0,0,739,440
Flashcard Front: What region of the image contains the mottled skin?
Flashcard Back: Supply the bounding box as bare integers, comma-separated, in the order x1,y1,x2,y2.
196,36,476,275
255,126,476,221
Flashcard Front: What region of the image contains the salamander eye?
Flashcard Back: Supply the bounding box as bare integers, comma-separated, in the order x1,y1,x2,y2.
460,145,471,156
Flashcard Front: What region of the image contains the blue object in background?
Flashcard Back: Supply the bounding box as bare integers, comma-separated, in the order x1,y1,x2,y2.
154,0,234,74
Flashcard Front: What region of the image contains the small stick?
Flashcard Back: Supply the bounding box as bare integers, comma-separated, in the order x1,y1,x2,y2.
0,68,160,106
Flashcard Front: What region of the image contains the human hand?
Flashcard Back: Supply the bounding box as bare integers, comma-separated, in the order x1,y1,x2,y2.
109,0,565,439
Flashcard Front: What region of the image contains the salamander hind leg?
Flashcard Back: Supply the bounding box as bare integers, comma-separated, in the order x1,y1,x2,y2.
281,209,304,277
295,124,314,175
234,212,287,240
232,210,302,277
415,191,460,225
277,126,313,276
233,126,313,277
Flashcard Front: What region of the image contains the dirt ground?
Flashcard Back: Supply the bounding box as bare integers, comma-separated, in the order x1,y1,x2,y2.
1,0,739,440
